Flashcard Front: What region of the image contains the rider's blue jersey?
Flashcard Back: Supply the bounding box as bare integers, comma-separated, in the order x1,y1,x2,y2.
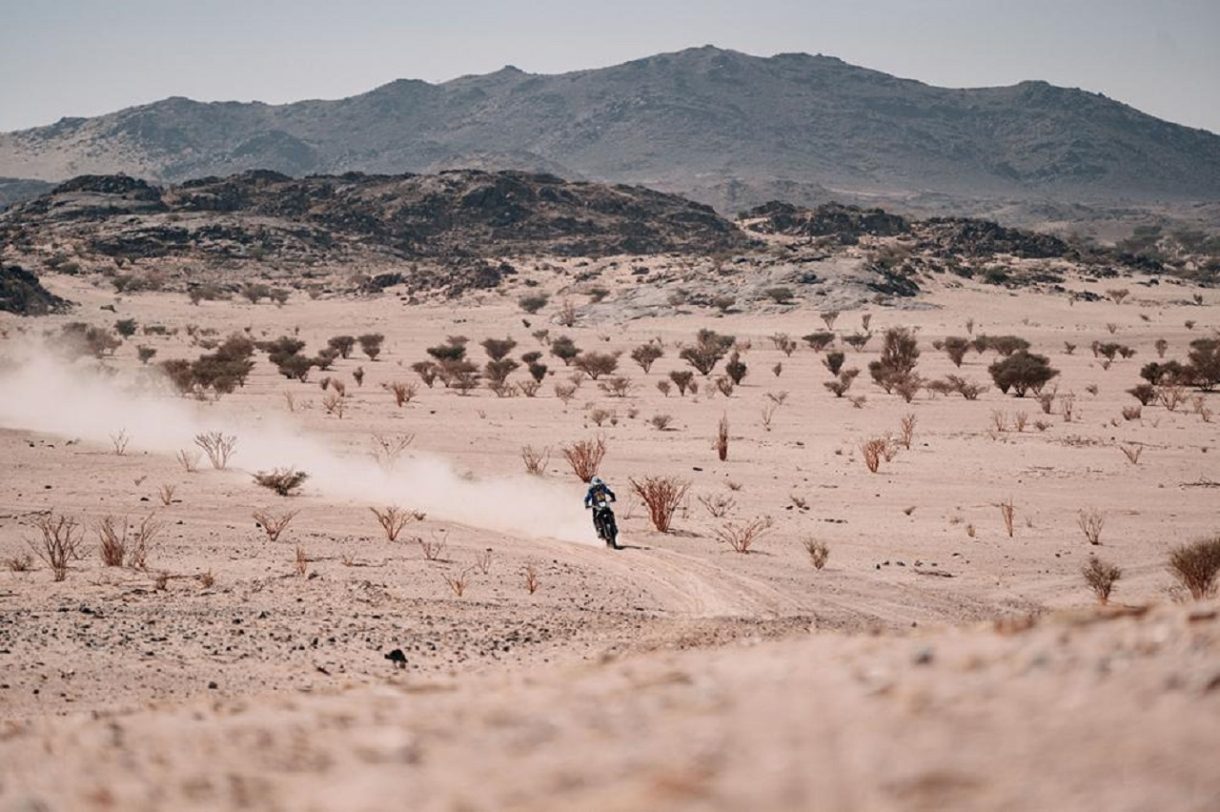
584,483,616,508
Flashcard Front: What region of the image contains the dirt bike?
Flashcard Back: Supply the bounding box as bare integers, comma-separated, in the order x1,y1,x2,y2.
590,494,619,549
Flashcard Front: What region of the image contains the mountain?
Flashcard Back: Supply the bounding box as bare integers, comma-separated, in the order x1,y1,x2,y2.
1,47,1217,213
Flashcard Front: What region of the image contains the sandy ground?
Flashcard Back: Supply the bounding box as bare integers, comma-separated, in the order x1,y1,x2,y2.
0,263,1217,809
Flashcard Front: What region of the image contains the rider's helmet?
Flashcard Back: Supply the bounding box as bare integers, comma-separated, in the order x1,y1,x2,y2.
591,476,604,486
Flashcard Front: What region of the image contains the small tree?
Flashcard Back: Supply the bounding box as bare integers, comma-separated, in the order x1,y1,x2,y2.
989,351,1059,397
669,370,695,395
943,336,970,367
724,352,748,385
869,327,920,393
370,506,412,541
519,293,549,314
328,335,356,359
715,516,774,553
630,476,690,532
823,351,846,376
358,333,385,360
802,332,835,352
679,329,734,376
194,432,237,469
630,343,664,373
27,514,84,582
574,351,618,380
550,335,581,366
481,336,517,361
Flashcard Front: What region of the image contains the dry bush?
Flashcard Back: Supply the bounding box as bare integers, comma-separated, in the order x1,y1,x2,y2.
95,515,127,567
443,567,473,597
599,376,633,398
196,570,215,589
1082,555,1122,604
803,538,830,570
1120,443,1143,465
1013,411,1029,432
371,506,412,541
860,438,888,473
1077,508,1105,545
523,562,540,594
1121,405,1142,421
820,310,839,329
370,433,414,469
387,381,417,407
898,414,916,449
656,380,672,397
158,483,176,506
194,432,237,469
293,546,309,577
475,548,493,575
253,509,298,542
1159,385,1188,412
6,553,34,572
697,492,736,518
669,370,695,395
110,429,130,455
991,410,1009,433
715,516,773,553
713,376,735,397
253,468,308,496
1059,393,1076,422
521,445,550,475
1167,537,1220,600
998,498,1016,537
712,415,729,460
519,380,542,397
126,514,162,570
761,401,778,431
153,571,169,591
561,436,607,482
27,514,84,581
419,530,448,562
176,449,201,473
650,413,673,431
631,476,690,532
824,369,859,398
554,382,578,404
321,390,346,417
589,408,614,427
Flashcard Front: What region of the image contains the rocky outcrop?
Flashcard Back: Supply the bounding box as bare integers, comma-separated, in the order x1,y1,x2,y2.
0,265,70,315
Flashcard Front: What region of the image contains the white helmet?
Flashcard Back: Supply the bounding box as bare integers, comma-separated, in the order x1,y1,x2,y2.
591,477,604,486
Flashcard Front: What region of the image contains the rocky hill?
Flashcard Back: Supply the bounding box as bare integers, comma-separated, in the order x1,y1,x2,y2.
0,169,749,267
0,264,70,315
2,47,1218,213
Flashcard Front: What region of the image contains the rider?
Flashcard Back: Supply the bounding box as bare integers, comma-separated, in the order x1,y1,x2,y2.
583,476,617,545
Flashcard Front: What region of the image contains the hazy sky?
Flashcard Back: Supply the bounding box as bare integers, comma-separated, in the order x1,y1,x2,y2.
2,0,1218,134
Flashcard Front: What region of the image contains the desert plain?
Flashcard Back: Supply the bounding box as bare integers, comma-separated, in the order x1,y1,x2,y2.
0,249,1218,811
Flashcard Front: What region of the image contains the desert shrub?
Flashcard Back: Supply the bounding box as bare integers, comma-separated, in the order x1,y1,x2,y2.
521,445,549,475
989,351,1059,397
419,531,448,562
410,360,439,387
484,358,520,385
314,347,340,371
631,343,664,373
941,375,987,400
770,333,797,356
820,310,839,329
679,329,734,376
194,432,236,469
387,381,416,407
631,476,691,532
527,361,548,382
589,408,614,427
1121,405,1142,421
1187,338,1220,390
136,345,157,365
370,433,414,468
358,333,385,360
943,336,970,367
669,370,695,395
650,413,673,431
998,498,1016,537
842,333,871,351
823,351,846,375
824,368,859,397
715,415,729,460
898,414,917,449
1077,508,1105,545
1082,555,1122,604
254,468,308,496
1127,384,1157,406
802,331,835,352
1167,536,1220,599
371,506,412,541
1154,338,1169,358
322,390,346,416
481,336,517,361
328,335,356,359
715,516,774,553
600,376,633,398
869,327,920,393
251,508,297,542
724,352,748,385
427,341,466,363
554,382,577,404
974,335,1031,356
561,436,607,482
803,538,830,570
1140,360,1188,386
26,514,84,581
451,366,481,395
519,293,549,314
95,515,127,567
550,335,581,366
657,380,672,397
114,318,137,338
574,351,618,380
860,438,888,473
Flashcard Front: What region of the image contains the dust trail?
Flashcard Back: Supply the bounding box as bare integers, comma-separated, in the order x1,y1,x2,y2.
0,347,598,544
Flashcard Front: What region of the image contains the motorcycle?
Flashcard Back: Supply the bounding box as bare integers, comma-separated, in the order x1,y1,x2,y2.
590,493,619,549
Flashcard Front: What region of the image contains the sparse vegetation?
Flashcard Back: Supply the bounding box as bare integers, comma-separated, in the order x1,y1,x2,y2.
1082,555,1122,604
253,468,308,497
561,436,607,482
631,476,691,532
803,538,830,570
371,506,412,541
26,514,84,581
252,509,298,542
715,516,773,553
1167,536,1220,599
